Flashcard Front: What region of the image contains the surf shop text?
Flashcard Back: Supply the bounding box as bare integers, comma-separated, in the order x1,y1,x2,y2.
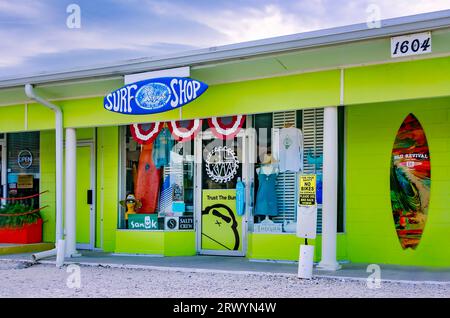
104,77,207,115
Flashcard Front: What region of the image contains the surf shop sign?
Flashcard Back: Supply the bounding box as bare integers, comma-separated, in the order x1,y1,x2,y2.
104,77,208,115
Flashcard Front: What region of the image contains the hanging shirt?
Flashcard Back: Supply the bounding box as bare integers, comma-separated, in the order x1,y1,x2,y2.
278,127,304,173
152,127,174,168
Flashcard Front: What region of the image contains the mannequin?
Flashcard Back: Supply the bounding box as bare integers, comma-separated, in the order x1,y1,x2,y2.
254,153,279,220
256,153,279,174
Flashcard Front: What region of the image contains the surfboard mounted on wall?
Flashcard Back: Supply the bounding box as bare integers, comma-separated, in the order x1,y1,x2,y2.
390,113,431,250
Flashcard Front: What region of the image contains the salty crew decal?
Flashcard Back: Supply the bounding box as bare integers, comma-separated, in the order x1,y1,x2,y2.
104,77,208,115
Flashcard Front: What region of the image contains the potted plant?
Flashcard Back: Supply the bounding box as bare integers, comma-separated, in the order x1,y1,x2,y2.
0,203,43,244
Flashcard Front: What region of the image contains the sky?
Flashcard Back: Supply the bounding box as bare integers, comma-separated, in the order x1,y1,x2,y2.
0,0,449,79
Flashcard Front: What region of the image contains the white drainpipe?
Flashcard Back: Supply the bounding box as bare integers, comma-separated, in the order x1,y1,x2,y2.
25,84,65,266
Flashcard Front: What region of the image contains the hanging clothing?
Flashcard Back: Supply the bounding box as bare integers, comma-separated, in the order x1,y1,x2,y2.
278,127,304,173
152,127,174,168
236,177,245,216
254,167,278,216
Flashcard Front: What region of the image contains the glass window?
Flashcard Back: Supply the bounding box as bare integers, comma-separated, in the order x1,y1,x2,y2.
6,132,40,209
251,110,325,234
120,124,194,230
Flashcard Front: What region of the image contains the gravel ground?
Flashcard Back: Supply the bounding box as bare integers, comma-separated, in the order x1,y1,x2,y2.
0,260,449,298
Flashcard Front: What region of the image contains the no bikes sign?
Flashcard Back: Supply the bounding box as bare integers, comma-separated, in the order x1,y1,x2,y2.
299,175,316,207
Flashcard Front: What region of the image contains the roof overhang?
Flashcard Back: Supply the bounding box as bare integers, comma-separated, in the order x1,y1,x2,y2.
1,9,450,106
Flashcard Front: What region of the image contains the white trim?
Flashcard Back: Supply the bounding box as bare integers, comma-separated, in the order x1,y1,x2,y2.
76,139,96,250
125,66,190,84
0,139,6,204
196,129,247,257
340,69,345,106
118,126,126,229
194,130,202,253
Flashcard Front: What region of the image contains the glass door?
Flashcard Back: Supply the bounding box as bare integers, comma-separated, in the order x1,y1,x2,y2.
195,127,248,256
76,141,96,250
0,141,6,202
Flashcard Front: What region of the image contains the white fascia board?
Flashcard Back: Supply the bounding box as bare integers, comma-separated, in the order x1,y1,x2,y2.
124,66,190,84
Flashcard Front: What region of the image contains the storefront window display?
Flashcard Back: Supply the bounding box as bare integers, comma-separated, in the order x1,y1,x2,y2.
6,132,40,209
119,122,196,230
251,110,324,234
119,111,335,236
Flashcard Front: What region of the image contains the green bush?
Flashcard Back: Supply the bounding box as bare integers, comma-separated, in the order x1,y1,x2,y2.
0,203,42,229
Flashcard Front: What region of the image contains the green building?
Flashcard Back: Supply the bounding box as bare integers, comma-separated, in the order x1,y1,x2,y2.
0,10,449,268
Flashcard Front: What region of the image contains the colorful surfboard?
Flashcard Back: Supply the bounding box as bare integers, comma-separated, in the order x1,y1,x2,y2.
390,113,431,250
134,143,161,214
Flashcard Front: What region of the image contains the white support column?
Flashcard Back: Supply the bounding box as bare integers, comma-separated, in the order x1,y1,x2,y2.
65,128,78,257
317,106,341,271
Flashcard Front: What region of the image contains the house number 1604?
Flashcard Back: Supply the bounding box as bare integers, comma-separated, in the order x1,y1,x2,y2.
391,32,432,58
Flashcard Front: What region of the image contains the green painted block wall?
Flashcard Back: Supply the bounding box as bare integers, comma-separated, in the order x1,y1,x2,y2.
58,98,180,128
40,130,56,242
346,96,450,266
27,104,54,131
42,127,98,247
96,126,119,252
0,105,25,132
345,56,450,105
115,230,164,254
164,231,196,256
247,233,348,262
182,70,341,120
114,230,196,256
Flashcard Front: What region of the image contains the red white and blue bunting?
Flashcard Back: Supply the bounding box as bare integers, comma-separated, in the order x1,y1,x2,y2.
167,119,202,142
130,122,163,145
207,115,246,140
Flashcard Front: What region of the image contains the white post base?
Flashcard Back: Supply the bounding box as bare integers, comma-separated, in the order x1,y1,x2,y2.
56,239,66,268
298,245,315,279
316,261,342,271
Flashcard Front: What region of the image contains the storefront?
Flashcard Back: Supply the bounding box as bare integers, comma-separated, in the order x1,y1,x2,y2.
0,11,449,268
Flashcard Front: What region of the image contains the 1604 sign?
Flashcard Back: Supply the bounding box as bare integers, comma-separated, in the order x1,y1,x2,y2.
391,32,432,58
104,77,208,115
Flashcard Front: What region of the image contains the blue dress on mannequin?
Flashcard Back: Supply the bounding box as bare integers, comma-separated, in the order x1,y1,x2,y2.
254,166,278,216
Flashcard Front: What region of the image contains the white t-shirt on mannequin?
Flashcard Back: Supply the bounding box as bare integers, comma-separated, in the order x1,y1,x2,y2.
278,127,303,173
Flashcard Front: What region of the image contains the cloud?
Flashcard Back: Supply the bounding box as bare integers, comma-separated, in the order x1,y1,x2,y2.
0,0,449,79
0,1,47,20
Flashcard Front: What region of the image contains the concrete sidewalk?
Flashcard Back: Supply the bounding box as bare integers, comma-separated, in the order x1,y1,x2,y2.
1,251,449,284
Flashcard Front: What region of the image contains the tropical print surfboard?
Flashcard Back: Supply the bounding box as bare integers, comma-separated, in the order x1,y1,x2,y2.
390,113,431,250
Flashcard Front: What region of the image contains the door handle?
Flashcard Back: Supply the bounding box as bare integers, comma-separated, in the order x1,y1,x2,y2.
87,190,93,205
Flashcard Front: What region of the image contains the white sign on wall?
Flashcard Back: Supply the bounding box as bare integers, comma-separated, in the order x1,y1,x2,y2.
391,32,432,58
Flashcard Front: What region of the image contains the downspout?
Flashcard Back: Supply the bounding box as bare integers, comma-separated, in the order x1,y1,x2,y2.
24,84,65,265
